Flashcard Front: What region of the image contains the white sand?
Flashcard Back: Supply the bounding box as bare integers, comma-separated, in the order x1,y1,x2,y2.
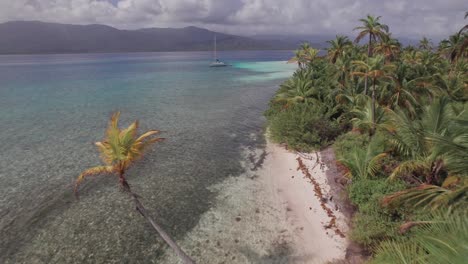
161,140,348,263
260,142,348,263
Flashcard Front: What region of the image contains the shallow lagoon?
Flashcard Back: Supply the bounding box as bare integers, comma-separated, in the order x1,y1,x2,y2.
0,51,296,263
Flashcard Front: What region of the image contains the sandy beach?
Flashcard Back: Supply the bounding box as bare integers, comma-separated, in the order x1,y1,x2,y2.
161,139,349,263
259,142,349,263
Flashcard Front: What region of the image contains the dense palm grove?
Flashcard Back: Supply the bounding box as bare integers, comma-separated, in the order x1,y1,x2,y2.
265,15,467,263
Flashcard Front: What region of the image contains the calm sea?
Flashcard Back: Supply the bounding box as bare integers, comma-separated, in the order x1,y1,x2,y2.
0,51,296,263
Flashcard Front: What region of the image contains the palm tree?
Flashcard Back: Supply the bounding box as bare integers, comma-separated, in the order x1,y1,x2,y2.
352,55,394,135
439,32,467,63
275,76,314,105
459,11,468,34
419,36,433,51
350,97,389,135
386,97,468,184
74,112,194,264
433,72,468,102
338,136,387,179
354,15,390,57
382,181,468,210
326,35,352,63
289,49,307,68
288,43,319,68
374,34,401,62
383,62,432,117
372,211,468,264
354,15,390,95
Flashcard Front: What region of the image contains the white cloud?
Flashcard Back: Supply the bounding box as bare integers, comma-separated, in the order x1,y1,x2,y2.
0,0,465,39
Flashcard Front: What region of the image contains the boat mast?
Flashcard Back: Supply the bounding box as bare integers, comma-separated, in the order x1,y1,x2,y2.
214,35,217,61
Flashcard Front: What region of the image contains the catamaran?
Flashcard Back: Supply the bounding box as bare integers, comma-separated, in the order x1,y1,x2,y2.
210,36,227,67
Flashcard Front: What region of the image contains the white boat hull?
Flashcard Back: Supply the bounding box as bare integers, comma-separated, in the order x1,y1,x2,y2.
210,62,227,67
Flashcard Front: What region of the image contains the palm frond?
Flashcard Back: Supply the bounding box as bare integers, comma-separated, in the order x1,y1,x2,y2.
382,182,468,210
76,112,164,193
372,211,468,264
74,166,115,194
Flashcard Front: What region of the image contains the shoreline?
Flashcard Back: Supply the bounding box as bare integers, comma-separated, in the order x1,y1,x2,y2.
259,141,349,263
321,148,369,263
161,139,352,263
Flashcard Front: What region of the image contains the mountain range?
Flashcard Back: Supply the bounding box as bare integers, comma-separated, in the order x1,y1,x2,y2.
0,21,321,54
0,21,422,55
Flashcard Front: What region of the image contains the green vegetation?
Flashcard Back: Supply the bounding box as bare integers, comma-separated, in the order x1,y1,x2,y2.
266,13,467,262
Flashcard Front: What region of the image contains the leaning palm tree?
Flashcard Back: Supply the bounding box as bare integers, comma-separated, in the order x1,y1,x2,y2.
439,32,467,63
74,112,194,264
354,15,390,95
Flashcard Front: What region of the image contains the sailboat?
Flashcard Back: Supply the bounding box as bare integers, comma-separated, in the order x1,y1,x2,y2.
210,35,227,67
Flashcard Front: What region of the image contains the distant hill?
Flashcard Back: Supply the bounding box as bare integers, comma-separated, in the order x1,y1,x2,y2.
0,21,296,54
0,21,424,55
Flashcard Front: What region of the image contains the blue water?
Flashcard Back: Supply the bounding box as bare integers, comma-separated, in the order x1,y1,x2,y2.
0,51,295,263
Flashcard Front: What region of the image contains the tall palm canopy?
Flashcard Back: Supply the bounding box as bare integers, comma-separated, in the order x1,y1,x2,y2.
327,35,352,63
288,42,319,68
353,15,389,96
354,15,389,57
352,55,394,134
74,112,164,193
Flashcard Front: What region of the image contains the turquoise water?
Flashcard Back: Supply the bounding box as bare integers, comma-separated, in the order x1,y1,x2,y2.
0,51,295,263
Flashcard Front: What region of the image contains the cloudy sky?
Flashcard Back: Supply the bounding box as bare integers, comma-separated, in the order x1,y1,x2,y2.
1,0,466,40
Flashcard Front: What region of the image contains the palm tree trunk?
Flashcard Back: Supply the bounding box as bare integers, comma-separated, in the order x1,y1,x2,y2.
120,177,195,264
364,74,368,95
364,34,373,95
371,77,376,136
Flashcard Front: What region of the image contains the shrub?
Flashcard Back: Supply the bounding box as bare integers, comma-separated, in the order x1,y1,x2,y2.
333,132,369,160
267,103,341,151
348,178,407,247
348,178,406,207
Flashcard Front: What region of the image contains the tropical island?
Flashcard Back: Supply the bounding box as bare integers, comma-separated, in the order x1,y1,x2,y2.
69,14,467,264
264,14,467,263
0,4,466,264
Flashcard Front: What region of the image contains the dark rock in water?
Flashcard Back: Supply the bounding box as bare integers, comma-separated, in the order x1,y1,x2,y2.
235,216,242,222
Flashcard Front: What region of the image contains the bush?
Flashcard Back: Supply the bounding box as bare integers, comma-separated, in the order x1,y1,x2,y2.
348,178,406,207
348,178,408,247
267,103,341,151
333,132,369,160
